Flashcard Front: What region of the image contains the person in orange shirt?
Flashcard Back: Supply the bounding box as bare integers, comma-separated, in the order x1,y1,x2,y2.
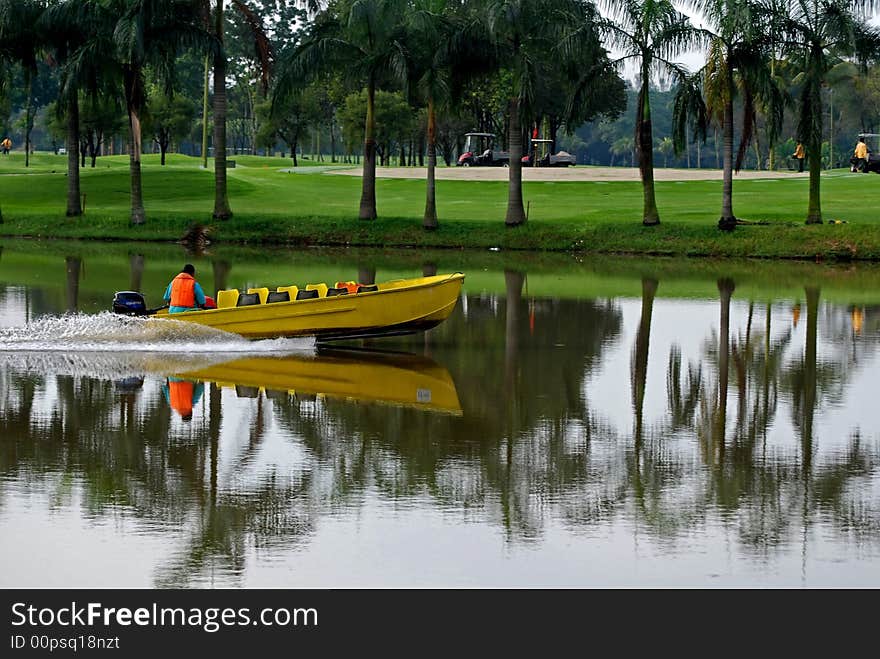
793,142,805,172
163,263,206,313
162,378,204,421
1,137,11,155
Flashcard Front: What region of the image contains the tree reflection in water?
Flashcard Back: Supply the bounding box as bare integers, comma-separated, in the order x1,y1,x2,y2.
0,254,879,585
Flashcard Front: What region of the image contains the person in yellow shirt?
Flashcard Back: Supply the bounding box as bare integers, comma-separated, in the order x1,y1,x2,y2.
1,137,11,155
793,142,805,172
851,138,869,172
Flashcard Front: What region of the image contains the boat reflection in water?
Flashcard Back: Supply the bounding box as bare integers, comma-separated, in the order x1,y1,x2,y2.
166,349,462,416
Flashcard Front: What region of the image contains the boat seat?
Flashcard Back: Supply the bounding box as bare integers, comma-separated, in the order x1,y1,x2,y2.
216,289,239,308
265,389,288,401
326,287,348,297
276,285,299,300
247,287,270,304
336,280,360,294
306,283,328,298
237,292,261,307
235,385,260,399
296,289,319,300
267,291,290,303
357,284,379,293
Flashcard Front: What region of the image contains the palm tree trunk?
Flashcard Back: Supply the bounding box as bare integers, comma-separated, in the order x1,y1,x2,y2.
24,70,33,168
719,93,736,230
632,277,658,441
806,140,822,224
202,55,210,169
359,79,378,220
504,270,524,380
715,277,735,462
753,131,762,171
130,253,145,292
66,94,82,217
65,256,81,312
128,105,146,225
806,53,823,225
802,286,819,467
505,99,526,226
636,75,659,226
423,98,438,230
123,66,147,226
213,0,233,220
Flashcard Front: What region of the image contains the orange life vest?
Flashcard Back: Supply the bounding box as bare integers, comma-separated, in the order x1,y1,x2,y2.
168,380,195,417
170,273,197,308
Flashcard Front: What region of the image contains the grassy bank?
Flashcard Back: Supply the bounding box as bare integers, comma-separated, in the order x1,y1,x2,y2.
2,153,879,260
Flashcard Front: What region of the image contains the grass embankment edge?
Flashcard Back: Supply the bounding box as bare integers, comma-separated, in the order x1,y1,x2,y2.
1,213,878,261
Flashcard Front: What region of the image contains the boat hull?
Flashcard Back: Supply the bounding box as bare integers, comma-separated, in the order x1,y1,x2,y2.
152,273,464,340
176,349,462,414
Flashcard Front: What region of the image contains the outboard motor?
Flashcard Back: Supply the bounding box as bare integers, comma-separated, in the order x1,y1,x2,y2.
112,291,148,316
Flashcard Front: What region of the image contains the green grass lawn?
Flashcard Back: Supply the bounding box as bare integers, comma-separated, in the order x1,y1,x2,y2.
1,151,879,259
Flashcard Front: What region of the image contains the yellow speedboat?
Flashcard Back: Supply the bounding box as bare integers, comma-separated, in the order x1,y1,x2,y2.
173,349,462,414
114,273,464,341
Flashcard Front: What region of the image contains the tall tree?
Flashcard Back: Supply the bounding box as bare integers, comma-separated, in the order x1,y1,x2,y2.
274,0,409,221
41,0,115,217
602,0,700,225
112,0,215,225
777,0,880,224
0,0,46,169
483,0,582,227
203,0,272,220
406,0,456,230
683,0,785,230
145,86,197,165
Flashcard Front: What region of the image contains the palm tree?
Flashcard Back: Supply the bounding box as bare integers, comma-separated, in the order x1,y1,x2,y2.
632,277,659,440
0,0,46,169
274,0,409,221
201,0,271,221
602,0,700,225
657,136,674,167
406,0,456,230
483,0,581,227
41,0,114,218
211,0,232,219
684,0,785,230
112,0,214,225
777,0,880,224
611,135,635,166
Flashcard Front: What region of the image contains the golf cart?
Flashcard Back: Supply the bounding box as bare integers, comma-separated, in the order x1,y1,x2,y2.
851,133,880,173
521,138,576,167
457,133,509,167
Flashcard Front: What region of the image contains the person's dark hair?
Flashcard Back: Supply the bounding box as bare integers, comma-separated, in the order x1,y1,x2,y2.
182,264,195,276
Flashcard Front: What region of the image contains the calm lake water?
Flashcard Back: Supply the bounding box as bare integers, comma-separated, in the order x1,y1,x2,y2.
1,240,879,587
